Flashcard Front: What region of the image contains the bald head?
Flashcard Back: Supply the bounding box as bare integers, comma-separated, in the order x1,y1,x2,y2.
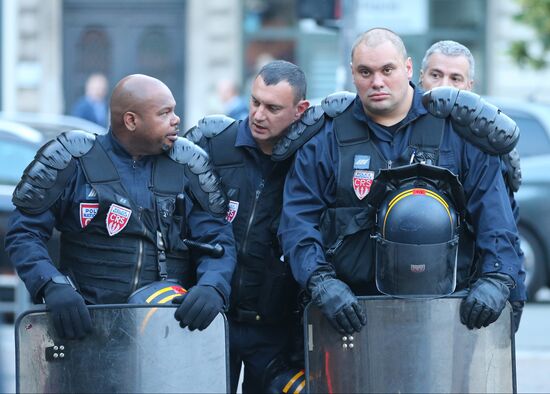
110,74,170,131
108,74,180,159
351,28,408,62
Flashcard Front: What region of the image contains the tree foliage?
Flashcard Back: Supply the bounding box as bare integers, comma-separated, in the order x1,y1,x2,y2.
509,0,550,69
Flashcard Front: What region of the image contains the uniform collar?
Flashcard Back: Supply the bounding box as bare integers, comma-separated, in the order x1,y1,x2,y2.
103,130,153,163
235,118,261,150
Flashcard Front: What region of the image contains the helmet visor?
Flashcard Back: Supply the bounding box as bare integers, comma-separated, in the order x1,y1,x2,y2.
375,236,458,298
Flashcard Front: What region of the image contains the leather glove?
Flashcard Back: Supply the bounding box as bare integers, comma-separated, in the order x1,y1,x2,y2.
460,272,514,330
173,285,224,331
307,268,366,335
43,281,93,339
511,301,524,333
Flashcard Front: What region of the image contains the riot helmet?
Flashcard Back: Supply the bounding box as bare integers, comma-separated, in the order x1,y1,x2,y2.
127,280,187,304
370,164,464,298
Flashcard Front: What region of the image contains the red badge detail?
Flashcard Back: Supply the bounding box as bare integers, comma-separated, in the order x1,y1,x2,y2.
226,200,239,223
412,189,426,195
106,204,132,236
352,170,374,200
411,264,426,273
79,203,99,228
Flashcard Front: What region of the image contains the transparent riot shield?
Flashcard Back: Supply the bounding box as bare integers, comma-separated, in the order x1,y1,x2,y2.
15,305,228,393
305,296,515,393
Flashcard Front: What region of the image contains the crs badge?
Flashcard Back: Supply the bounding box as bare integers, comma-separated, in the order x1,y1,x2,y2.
106,203,132,236
225,200,239,223
352,170,374,200
79,203,99,228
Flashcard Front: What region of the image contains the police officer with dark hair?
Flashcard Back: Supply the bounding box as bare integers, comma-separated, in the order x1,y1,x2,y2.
5,74,236,339
279,28,522,335
186,60,310,393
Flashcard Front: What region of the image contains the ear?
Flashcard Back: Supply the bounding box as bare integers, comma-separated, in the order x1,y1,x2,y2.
467,79,475,91
405,57,413,80
295,99,310,118
123,112,137,131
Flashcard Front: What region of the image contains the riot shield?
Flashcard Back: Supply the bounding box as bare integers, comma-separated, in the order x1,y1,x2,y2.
15,305,228,393
305,296,515,393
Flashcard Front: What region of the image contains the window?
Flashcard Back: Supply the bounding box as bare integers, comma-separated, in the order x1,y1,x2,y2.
512,114,550,158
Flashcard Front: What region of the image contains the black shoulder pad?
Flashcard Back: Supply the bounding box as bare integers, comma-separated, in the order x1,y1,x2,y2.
422,87,520,155
198,114,237,138
12,134,84,214
272,105,325,161
57,129,96,157
169,137,228,216
183,115,236,144
321,91,356,118
35,139,73,170
183,125,203,144
169,137,208,165
502,148,522,192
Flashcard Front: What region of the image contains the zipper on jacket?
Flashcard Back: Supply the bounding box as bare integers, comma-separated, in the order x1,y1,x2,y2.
241,178,265,255
131,240,144,293
130,208,147,293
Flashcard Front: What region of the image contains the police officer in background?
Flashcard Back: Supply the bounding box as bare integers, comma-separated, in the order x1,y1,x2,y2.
186,60,310,393
279,28,522,335
419,39,526,332
5,74,236,339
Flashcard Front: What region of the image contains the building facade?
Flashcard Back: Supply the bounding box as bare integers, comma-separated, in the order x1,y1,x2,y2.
1,0,549,130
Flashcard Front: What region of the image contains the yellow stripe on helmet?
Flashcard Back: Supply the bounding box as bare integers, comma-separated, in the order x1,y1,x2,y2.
383,188,452,238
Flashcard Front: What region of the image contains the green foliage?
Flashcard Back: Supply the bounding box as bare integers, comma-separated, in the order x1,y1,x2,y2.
509,0,550,69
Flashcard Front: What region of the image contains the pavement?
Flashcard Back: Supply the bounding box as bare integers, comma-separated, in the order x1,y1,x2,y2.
515,302,550,393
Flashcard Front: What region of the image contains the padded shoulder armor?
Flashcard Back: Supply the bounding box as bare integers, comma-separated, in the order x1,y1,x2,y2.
12,130,96,214
169,137,227,216
185,114,236,144
502,148,522,192
272,105,325,161
321,91,356,118
422,87,520,155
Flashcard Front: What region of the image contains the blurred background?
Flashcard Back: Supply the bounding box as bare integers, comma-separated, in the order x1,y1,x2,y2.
1,0,550,392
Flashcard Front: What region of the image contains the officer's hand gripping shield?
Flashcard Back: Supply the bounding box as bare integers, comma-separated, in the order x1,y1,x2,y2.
369,163,466,298
15,305,229,393
304,296,516,393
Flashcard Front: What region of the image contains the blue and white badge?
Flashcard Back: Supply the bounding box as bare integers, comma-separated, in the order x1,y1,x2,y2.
353,154,371,170
85,184,98,200
225,200,239,223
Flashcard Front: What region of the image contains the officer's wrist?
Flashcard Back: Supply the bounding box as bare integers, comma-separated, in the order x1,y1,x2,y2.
307,266,337,294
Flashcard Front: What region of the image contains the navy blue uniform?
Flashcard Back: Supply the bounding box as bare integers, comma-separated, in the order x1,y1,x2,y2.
198,120,295,393
279,89,522,293
5,132,236,304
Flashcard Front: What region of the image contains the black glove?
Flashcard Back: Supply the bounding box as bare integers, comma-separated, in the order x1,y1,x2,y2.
460,272,514,330
173,285,224,331
307,268,366,335
43,281,93,339
511,301,525,333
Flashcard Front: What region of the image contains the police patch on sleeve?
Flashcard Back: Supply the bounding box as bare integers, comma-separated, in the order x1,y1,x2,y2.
225,200,239,223
80,202,99,228
106,203,132,236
